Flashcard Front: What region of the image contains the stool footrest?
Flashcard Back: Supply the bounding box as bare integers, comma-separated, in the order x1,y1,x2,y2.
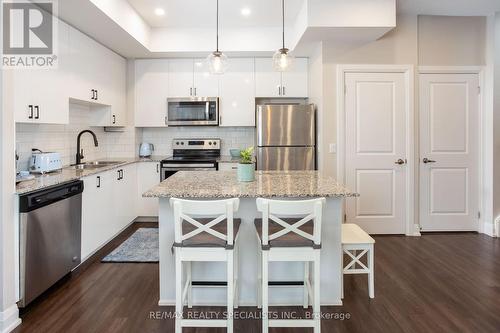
269,281,304,286
191,281,227,286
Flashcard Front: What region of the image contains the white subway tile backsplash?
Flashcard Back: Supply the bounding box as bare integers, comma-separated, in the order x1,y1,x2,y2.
15,104,138,172
140,127,255,156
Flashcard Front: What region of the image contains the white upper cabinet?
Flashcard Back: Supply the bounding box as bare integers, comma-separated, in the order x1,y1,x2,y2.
219,58,255,127
135,59,169,127
255,58,282,97
168,58,219,97
13,18,70,124
255,57,308,98
193,58,220,97
68,26,127,126
168,59,194,97
281,58,308,97
68,26,100,103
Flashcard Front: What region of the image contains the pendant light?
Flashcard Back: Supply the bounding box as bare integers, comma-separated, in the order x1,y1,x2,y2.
207,0,228,74
273,0,294,71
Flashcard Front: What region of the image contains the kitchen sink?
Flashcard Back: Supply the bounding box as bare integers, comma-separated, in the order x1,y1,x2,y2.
68,161,124,170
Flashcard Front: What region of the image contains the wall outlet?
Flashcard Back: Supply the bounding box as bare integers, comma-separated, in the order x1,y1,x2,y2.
329,143,337,154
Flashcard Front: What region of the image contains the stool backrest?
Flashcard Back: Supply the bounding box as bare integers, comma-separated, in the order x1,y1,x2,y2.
256,198,326,247
170,198,240,246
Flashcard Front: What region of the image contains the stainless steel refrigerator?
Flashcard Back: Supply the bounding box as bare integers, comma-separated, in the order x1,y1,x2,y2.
256,104,316,170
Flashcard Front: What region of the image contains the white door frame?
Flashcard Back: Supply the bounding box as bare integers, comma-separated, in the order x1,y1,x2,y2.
337,65,417,236
418,66,485,233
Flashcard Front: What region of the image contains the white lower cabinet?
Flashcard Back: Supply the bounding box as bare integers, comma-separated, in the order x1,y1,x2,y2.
81,164,137,260
137,162,161,216
218,162,238,171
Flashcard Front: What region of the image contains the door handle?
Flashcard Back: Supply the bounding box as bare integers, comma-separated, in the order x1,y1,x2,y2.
28,105,33,119
96,176,101,188
156,164,159,173
190,87,193,96
423,158,436,164
278,86,281,96
34,105,40,119
95,90,98,100
91,89,95,100
395,159,406,165
282,86,286,96
194,87,197,96
112,115,116,124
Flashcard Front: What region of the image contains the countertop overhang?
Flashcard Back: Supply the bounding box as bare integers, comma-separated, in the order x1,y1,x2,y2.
143,170,358,198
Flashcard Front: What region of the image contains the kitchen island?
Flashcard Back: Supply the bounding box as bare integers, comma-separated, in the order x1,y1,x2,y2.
143,170,357,306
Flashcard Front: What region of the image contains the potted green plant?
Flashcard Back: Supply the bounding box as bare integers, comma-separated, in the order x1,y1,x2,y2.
237,146,255,182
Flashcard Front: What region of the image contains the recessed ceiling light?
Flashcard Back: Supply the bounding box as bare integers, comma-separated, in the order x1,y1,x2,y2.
241,7,251,16
154,8,165,16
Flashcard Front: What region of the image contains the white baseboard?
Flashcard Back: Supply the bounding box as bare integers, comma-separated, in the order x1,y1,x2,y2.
0,304,21,333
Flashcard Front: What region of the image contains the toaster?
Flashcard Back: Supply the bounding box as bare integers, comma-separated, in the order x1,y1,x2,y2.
29,152,62,174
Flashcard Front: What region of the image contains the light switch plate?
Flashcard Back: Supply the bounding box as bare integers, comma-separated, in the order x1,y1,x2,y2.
329,143,337,153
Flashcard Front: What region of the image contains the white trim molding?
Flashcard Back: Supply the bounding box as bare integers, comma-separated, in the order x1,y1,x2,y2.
0,305,21,333
336,64,417,236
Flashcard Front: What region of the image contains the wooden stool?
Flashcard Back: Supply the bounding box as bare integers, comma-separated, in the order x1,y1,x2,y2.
171,198,241,333
341,223,375,299
255,197,325,333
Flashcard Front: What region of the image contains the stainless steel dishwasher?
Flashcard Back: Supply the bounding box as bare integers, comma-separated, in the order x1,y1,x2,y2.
18,180,84,307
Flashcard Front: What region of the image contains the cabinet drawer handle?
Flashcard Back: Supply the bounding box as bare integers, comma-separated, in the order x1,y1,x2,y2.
97,176,101,188
34,105,40,119
28,105,33,119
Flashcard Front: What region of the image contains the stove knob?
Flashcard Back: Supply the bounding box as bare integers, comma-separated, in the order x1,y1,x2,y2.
176,142,179,145
208,142,212,145
181,142,184,145
213,141,217,146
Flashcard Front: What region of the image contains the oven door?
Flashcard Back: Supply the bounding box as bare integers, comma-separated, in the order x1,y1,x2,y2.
167,98,218,126
161,163,218,181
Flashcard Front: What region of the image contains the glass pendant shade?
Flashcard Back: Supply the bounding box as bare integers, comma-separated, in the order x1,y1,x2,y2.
273,48,294,72
207,51,228,75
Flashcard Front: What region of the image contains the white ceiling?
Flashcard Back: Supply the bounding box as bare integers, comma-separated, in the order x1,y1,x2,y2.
127,0,304,28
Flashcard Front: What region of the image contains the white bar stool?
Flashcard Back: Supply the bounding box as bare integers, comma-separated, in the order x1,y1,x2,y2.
255,197,325,333
341,223,375,299
171,198,241,333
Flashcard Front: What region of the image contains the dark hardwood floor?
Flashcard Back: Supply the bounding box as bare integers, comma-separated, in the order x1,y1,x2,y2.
14,224,500,333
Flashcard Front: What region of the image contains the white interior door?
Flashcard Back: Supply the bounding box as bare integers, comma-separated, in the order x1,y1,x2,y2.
419,73,479,231
345,72,408,234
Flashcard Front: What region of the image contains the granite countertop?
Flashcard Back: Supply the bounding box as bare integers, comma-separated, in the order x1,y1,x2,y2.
16,156,165,195
143,170,358,198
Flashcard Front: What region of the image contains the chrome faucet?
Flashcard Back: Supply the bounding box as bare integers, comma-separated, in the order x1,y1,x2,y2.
76,130,99,165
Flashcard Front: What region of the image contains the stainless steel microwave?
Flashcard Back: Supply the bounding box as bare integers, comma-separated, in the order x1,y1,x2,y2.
167,97,219,126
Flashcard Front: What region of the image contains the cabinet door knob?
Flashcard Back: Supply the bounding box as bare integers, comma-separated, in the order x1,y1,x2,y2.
395,159,406,165
423,158,436,164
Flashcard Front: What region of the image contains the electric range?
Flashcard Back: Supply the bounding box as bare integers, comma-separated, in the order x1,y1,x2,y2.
160,139,220,181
